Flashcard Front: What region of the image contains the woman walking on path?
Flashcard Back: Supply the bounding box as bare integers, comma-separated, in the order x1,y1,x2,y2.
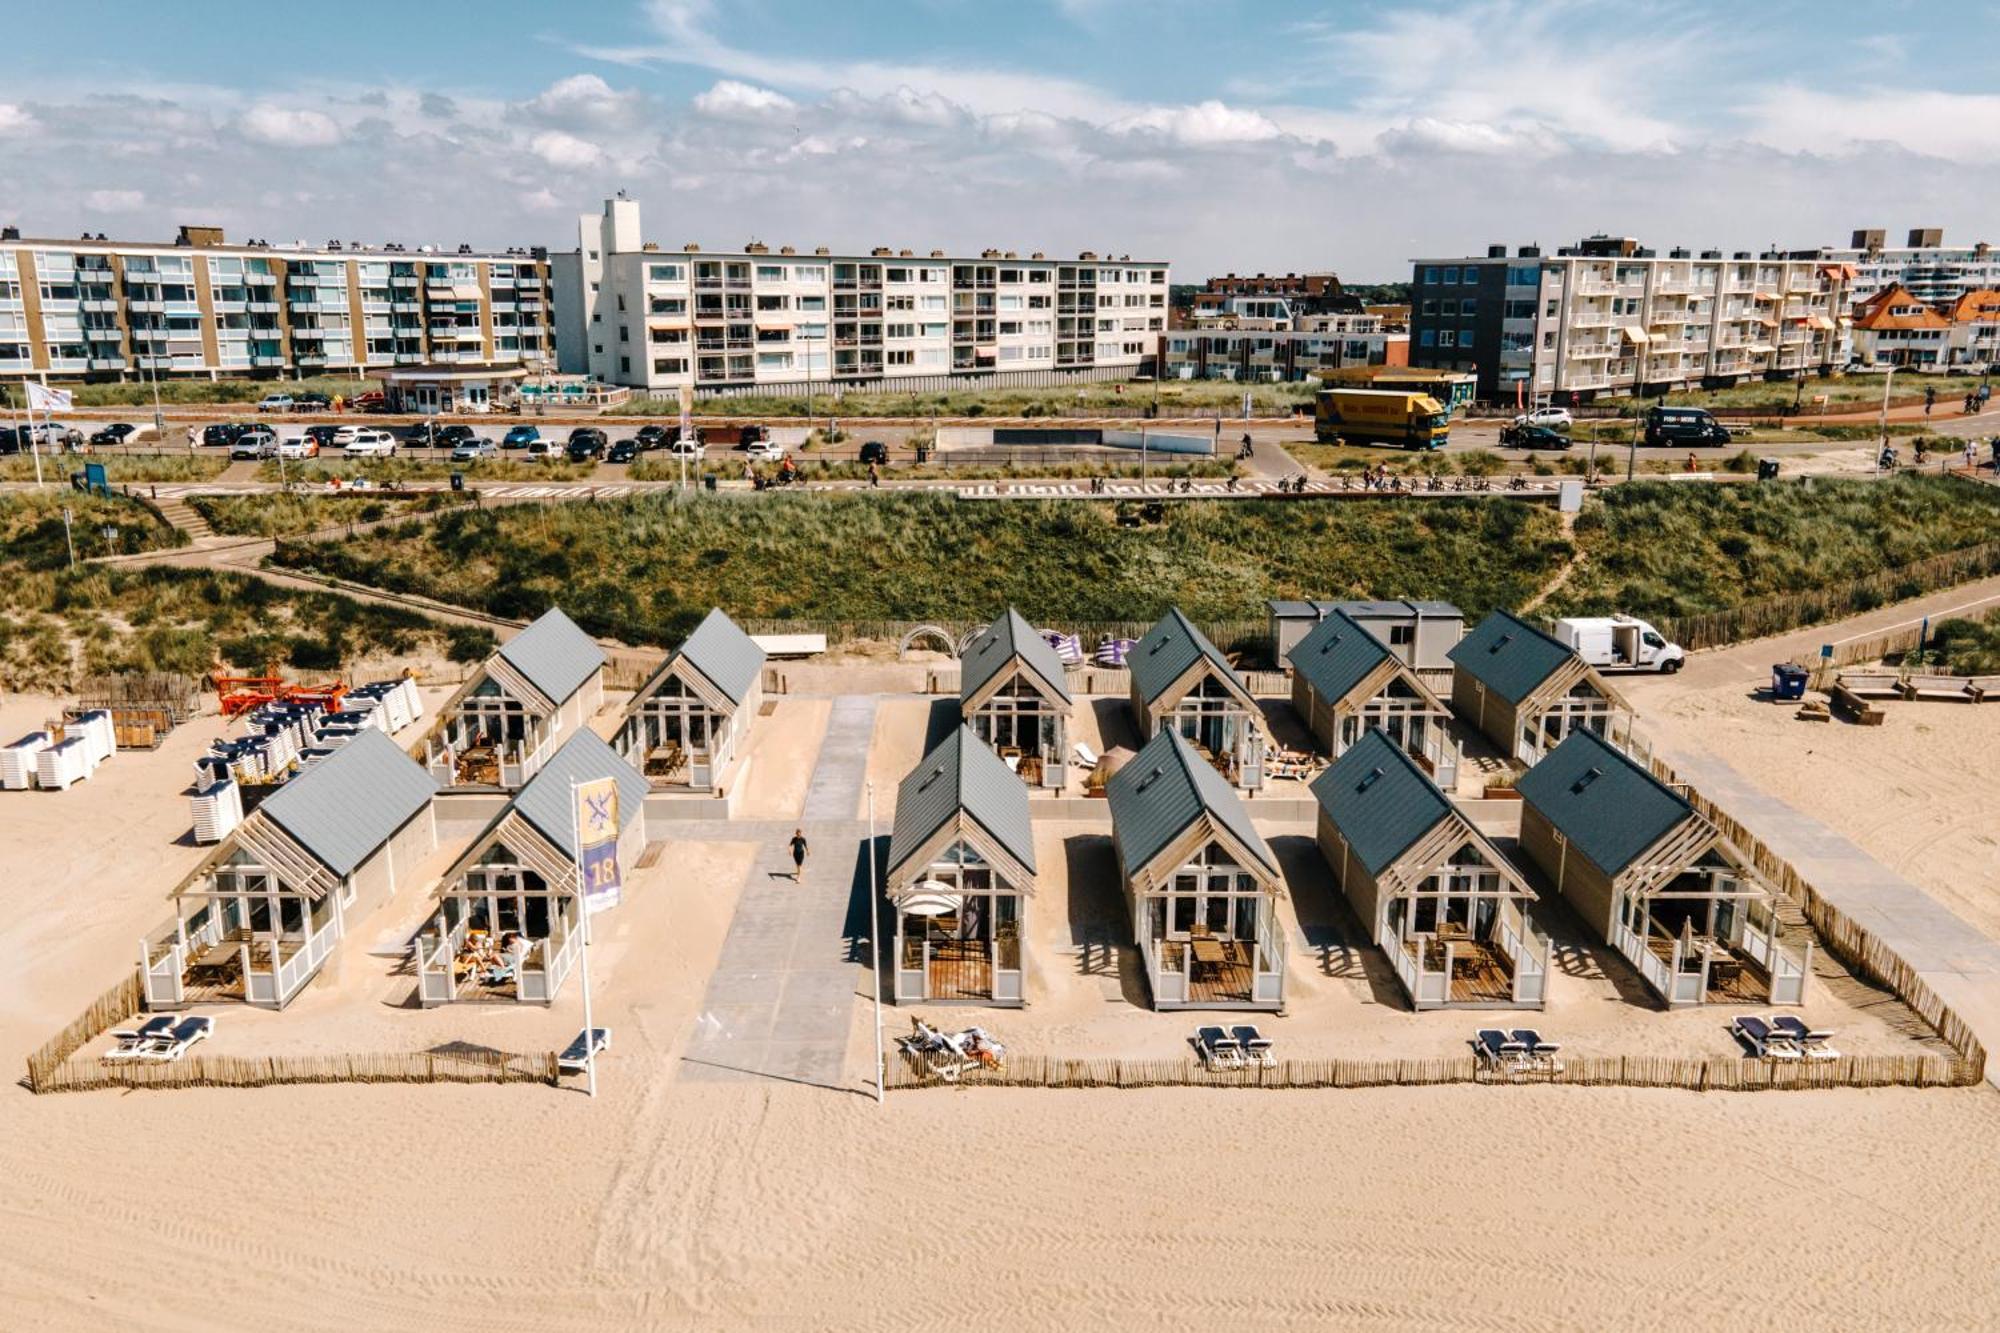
789,829,810,880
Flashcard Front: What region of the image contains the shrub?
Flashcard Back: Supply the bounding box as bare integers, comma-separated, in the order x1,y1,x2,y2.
445,624,497,663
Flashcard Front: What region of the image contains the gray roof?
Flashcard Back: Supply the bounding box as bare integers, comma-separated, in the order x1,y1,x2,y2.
886,726,1036,880
1288,607,1395,706
1515,729,1693,878
1129,607,1244,706
672,608,765,706
497,607,605,706
508,729,651,859
1310,729,1453,876
1447,609,1576,705
960,608,1073,705
1267,599,1335,619
1335,599,1462,620
260,728,437,878
1106,728,1276,880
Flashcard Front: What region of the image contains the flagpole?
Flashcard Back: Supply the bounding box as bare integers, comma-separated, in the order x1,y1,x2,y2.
869,780,882,1105
571,777,598,1099
26,381,46,490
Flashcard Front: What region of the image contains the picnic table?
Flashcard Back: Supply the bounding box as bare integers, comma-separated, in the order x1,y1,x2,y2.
1189,936,1227,979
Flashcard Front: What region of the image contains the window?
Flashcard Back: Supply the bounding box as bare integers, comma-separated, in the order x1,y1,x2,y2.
797,295,826,311
1423,266,1440,283
1419,329,1436,347
1438,330,1455,347
618,324,629,342
920,294,946,311
653,357,686,374
756,294,788,311
885,322,916,339
1443,266,1459,284
756,264,784,281
1459,297,1476,316
886,348,914,365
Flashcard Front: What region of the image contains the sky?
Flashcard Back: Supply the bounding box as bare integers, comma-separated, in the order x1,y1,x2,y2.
2,0,1997,280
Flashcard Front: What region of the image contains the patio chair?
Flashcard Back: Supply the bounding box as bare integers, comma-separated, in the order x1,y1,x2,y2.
1230,1025,1276,1068
103,1016,178,1063
1471,1029,1530,1072
1768,1015,1841,1061
1509,1028,1563,1073
1730,1014,1802,1061
140,1015,215,1062
558,1027,611,1074
1073,740,1100,770
1193,1026,1244,1070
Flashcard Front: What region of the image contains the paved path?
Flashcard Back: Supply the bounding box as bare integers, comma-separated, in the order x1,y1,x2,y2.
1663,744,2000,1087
679,696,881,1090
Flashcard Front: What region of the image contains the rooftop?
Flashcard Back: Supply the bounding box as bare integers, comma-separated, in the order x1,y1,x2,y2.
1106,728,1275,881
259,729,438,879
886,726,1036,881
1514,729,1694,879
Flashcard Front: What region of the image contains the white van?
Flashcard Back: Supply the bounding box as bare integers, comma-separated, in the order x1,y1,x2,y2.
1551,616,1685,673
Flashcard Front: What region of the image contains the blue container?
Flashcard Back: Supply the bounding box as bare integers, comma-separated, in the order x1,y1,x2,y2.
1771,663,1808,701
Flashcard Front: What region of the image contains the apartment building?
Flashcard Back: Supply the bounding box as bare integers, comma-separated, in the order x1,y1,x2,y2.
1409,237,1852,404
1160,318,1408,382
0,224,552,384
1186,271,1358,325
1833,228,2000,310
1849,283,2000,369
553,196,1167,395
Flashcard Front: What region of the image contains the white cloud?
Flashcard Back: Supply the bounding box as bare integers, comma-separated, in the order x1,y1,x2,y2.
528,129,604,169
1110,100,1283,146
240,104,340,147
1736,86,2000,163
692,79,797,120
520,73,650,129
84,189,146,211
0,102,34,135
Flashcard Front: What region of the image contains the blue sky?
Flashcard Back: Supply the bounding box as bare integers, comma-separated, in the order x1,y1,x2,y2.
2,0,1996,278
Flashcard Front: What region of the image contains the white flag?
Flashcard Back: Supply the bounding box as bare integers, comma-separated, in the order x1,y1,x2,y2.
25,382,72,413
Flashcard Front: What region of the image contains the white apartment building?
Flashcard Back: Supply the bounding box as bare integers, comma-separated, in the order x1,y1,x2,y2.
0,223,552,384
1161,314,1407,382
1410,238,1852,403
553,197,1167,395
1831,228,2000,310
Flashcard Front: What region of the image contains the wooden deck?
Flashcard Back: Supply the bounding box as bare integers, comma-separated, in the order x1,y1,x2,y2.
926,942,994,1002
1162,940,1255,1005
1646,937,1768,1003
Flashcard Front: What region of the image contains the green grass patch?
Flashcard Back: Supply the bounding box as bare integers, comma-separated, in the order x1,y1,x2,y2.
0,452,230,482
254,458,590,484
0,376,373,409
270,491,1571,644
1918,611,2000,675
189,492,466,537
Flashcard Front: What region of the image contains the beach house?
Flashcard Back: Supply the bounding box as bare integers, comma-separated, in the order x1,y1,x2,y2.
959,608,1073,792
1312,729,1548,1009
414,730,648,1006
141,729,439,1009
1289,607,1458,789
1448,609,1628,765
1269,598,1463,676
1128,607,1265,790
1108,728,1286,1010
886,725,1037,1006
419,607,606,789
614,608,766,792
1516,730,1809,1007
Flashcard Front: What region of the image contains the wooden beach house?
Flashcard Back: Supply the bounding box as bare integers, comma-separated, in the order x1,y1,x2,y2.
1312,729,1548,1009
959,608,1073,792
886,725,1036,1006
1269,598,1464,675
1108,728,1286,1010
1289,607,1458,789
1128,607,1265,790
141,729,439,1009
615,608,766,792
1516,729,1809,1007
414,730,649,1006
1448,610,1629,764
420,607,606,789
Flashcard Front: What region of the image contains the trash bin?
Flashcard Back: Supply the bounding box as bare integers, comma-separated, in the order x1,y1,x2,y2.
915,444,930,464
1771,663,1808,702
702,473,717,492
1756,458,1780,481
450,472,464,492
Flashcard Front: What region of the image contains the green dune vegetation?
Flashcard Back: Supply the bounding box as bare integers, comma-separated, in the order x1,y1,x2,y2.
188,491,464,538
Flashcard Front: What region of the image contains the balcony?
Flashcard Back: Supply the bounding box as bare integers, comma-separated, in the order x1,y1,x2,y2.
84,326,122,342
80,297,120,313
246,300,279,314
87,357,126,371
243,270,277,285
126,299,164,314
212,299,246,315
251,354,286,367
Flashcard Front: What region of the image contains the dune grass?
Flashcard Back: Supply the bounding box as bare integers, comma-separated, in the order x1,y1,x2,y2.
1920,611,2000,675
626,379,1316,419
254,458,590,484
271,490,1571,645
0,453,230,482
189,492,465,537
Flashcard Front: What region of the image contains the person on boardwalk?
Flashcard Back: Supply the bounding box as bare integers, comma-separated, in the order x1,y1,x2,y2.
789,828,809,880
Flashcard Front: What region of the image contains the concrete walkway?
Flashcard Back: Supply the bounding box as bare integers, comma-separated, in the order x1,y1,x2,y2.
680,696,880,1090
1664,744,2000,1086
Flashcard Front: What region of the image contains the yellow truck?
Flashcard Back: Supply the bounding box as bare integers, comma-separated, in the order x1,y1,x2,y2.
1314,388,1450,450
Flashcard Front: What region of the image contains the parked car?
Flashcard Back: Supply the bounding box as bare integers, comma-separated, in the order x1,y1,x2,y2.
1513,406,1573,430
202,423,248,447
342,428,399,456
451,439,500,463
276,434,320,460
304,424,340,448
526,438,562,460
403,420,442,446
351,390,387,412
606,439,639,463
664,436,706,460
230,428,278,459
634,424,669,450
256,393,294,413
89,422,139,445
1550,615,1685,673
27,421,83,448
743,439,786,463
566,427,608,456
502,424,541,450
292,392,332,411
858,440,889,465
1643,405,1733,447
331,424,370,446
0,427,21,455
1499,422,1573,450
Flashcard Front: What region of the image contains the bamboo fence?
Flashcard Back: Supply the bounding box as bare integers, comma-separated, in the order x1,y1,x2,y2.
886,1050,1971,1092
31,1049,558,1094
735,616,1272,660
24,970,142,1092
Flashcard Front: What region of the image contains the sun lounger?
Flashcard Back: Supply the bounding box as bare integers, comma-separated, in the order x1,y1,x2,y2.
558,1026,611,1073
104,1016,178,1062
1472,1028,1530,1072
1768,1015,1840,1060
1230,1025,1275,1068
1073,740,1100,769
140,1015,214,1062
1509,1028,1563,1072
1194,1025,1244,1070
1730,1014,1802,1061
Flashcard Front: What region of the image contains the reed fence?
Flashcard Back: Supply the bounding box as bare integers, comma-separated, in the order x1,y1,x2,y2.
1647,754,1988,1081
1657,539,2000,651
24,970,142,1092
885,1050,1971,1092
31,1048,559,1094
